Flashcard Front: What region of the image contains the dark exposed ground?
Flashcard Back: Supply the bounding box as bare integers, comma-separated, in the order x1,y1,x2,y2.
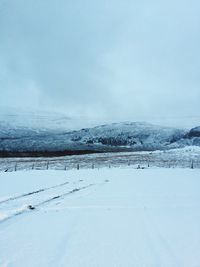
0,149,103,158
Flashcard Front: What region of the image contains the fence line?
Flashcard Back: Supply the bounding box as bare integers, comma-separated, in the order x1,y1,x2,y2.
1,158,200,172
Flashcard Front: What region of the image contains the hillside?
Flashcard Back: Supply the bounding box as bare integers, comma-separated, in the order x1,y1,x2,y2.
1,119,199,156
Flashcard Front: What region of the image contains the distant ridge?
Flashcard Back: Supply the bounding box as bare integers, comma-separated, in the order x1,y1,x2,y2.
0,119,200,157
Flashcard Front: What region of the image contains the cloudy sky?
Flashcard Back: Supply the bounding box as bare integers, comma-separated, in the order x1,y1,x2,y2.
0,0,200,123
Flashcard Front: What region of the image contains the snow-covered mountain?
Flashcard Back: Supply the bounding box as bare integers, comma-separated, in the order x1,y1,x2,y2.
0,108,95,131
180,126,200,147
0,108,200,156
188,126,200,138
68,122,186,149
1,118,198,156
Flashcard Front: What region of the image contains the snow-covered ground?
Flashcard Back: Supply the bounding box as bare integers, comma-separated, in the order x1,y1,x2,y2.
0,168,200,267
1,146,200,172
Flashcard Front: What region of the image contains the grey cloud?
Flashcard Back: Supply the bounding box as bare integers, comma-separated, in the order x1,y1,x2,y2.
0,0,200,121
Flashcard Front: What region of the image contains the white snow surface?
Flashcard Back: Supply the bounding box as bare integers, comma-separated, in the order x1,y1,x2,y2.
0,168,200,267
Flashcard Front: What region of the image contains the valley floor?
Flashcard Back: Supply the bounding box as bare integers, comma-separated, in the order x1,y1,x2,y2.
1,146,200,172
0,168,200,266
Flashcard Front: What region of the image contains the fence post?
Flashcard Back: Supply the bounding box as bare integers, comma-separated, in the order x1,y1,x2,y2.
14,163,17,172
191,160,194,169
32,163,34,170
77,164,79,170
92,163,94,169
46,161,49,170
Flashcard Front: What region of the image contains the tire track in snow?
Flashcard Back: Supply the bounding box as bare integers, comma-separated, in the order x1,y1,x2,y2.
138,210,162,267
143,208,182,267
0,180,70,205
0,184,94,224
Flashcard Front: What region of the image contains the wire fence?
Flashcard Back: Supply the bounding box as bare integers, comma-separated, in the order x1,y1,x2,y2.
1,157,200,172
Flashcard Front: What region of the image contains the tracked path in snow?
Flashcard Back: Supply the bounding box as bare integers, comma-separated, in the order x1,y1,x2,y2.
140,209,182,267
0,174,105,225
0,169,200,267
0,183,95,224
0,180,70,205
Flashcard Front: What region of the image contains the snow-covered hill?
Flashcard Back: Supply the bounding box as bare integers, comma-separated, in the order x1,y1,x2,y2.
70,122,186,149
188,126,200,138
0,119,196,156
0,108,200,156
0,108,95,131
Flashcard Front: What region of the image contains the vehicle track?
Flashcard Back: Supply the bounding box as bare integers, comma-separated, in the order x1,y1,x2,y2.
0,180,70,205
0,183,94,224
142,208,182,266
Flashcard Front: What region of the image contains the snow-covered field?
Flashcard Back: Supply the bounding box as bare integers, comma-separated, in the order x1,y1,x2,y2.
1,146,200,172
0,168,200,267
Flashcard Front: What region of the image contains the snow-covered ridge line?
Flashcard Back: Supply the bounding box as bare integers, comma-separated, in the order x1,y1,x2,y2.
0,121,200,157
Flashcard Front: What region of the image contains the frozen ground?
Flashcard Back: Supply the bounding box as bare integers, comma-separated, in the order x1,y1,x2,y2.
0,168,200,267
1,146,200,172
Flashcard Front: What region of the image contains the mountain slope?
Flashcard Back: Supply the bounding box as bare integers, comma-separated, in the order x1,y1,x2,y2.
0,121,193,156
69,122,186,149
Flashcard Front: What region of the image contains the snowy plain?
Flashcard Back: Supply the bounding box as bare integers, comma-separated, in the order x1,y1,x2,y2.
0,168,200,267
1,146,200,172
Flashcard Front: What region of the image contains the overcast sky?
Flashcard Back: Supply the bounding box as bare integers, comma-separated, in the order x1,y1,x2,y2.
0,0,200,123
